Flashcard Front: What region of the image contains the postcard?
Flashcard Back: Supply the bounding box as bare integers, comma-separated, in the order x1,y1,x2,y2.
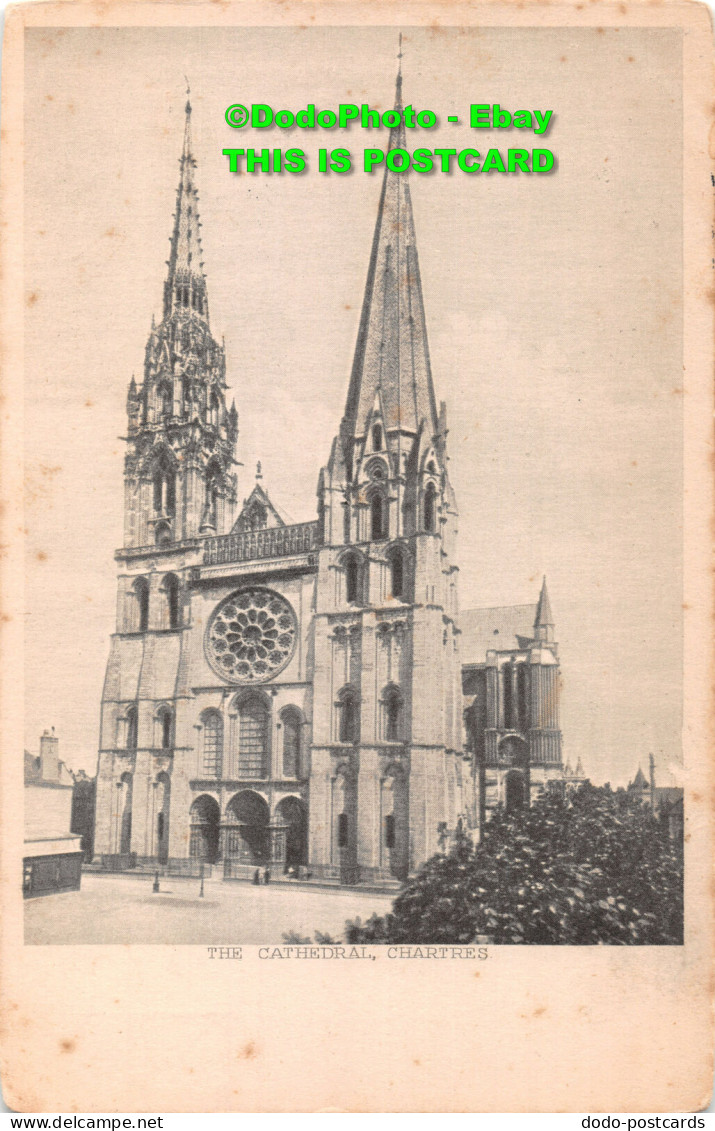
1,0,712,1112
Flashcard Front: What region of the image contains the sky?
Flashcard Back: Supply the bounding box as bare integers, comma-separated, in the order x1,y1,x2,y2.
22,24,684,786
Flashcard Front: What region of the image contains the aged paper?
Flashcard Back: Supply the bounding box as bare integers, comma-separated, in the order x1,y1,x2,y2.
1,0,713,1112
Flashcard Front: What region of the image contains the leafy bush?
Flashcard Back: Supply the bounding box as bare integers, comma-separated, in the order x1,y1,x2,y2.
282,930,343,945
282,930,312,944
346,783,683,945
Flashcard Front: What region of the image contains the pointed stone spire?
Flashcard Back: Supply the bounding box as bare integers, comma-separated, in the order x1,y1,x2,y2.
534,576,555,641
341,53,438,457
163,92,209,324
631,765,648,791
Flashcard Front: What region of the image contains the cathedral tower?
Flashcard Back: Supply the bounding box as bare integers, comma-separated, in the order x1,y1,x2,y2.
94,99,239,862
311,67,464,883
124,97,238,550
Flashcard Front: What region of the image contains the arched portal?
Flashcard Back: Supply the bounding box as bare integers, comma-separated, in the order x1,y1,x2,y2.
189,795,220,863
226,790,270,864
275,797,308,868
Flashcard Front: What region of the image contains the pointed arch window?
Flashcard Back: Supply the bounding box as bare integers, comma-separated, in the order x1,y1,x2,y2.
161,573,180,630
281,707,302,779
153,454,176,518
204,462,222,530
343,553,362,605
125,705,138,751
155,521,171,546
209,390,220,429
502,664,514,730
238,694,270,779
424,482,437,533
372,423,383,451
387,547,405,600
370,491,387,541
337,687,360,745
200,711,223,778
343,498,351,544
206,482,218,528
158,384,172,420
155,706,173,750
383,685,403,743
133,577,149,633
517,664,529,730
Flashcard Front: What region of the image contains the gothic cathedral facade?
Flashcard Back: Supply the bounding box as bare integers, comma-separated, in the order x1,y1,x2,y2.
93,75,567,885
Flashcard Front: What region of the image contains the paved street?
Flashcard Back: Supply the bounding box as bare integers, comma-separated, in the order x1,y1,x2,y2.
24,872,394,945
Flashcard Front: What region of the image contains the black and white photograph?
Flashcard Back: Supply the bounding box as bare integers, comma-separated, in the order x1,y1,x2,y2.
2,0,712,1114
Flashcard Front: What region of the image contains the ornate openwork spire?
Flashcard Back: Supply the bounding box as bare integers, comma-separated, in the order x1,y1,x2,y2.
341,54,438,448
163,94,209,323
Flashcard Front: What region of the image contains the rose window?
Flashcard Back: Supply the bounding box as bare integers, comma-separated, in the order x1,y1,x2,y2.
206,588,297,683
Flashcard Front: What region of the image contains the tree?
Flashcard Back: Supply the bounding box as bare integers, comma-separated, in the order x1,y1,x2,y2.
346,783,683,945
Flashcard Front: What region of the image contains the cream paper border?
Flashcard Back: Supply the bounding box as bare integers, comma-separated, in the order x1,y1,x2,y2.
1,0,713,1113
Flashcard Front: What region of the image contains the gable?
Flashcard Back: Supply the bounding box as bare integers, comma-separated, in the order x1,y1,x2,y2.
232,483,287,534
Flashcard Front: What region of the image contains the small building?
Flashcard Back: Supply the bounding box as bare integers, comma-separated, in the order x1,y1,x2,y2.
563,757,588,795
462,580,566,828
24,729,83,898
627,759,684,843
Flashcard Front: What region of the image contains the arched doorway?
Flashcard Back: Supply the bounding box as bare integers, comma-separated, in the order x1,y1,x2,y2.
226,790,270,864
189,795,220,863
505,770,527,814
275,797,308,868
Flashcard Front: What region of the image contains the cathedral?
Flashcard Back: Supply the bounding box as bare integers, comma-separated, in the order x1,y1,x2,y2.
93,70,567,886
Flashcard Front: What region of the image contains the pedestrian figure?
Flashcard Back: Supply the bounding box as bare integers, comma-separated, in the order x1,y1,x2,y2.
264,867,271,885
253,868,261,885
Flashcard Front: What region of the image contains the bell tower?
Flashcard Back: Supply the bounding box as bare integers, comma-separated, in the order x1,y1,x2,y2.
311,60,464,885
93,96,239,864
124,95,238,550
